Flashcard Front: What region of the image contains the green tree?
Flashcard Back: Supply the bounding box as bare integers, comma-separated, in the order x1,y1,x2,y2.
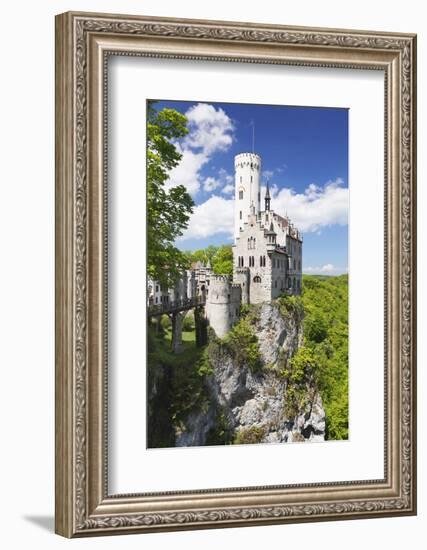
147,102,194,287
212,245,233,277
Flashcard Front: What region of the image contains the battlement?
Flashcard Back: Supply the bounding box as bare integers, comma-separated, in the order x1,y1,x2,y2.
210,274,231,283
234,152,261,171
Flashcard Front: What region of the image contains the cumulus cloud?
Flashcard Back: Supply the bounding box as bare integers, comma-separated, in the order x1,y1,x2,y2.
304,264,348,275
271,177,348,233
166,103,234,195
221,183,234,195
203,177,221,192
178,195,234,241
178,176,348,244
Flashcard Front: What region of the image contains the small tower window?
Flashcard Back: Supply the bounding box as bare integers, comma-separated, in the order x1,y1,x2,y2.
251,175,253,183
240,210,242,219
253,276,261,283
239,190,243,200
240,176,242,183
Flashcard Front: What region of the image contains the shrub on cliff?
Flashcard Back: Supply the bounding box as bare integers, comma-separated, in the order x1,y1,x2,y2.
223,317,262,373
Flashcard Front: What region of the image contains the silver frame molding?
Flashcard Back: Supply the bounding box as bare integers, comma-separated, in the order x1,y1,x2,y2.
55,11,417,538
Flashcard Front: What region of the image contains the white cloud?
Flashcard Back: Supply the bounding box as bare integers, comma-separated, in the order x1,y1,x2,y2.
177,174,348,244
221,183,234,195
304,264,348,275
203,176,221,192
271,177,348,233
166,103,234,196
178,195,234,241
185,103,234,154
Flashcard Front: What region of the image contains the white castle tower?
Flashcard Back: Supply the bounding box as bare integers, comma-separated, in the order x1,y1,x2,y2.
234,152,261,241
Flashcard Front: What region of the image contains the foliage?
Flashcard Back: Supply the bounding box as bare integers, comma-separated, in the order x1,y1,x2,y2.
278,294,304,318
282,346,319,418
234,426,266,445
147,324,210,447
206,407,234,445
300,274,349,440
147,102,194,287
185,245,233,277
223,317,262,373
182,312,195,332
160,314,171,330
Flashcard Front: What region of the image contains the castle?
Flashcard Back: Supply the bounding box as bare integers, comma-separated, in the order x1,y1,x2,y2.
148,152,302,339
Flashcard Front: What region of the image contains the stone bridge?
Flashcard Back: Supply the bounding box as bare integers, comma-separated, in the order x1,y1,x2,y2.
148,296,208,353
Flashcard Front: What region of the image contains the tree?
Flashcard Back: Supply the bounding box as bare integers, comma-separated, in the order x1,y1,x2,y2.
212,245,233,277
147,102,194,287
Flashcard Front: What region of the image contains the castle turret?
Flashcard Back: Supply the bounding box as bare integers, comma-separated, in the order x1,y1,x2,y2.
205,275,241,338
234,152,261,241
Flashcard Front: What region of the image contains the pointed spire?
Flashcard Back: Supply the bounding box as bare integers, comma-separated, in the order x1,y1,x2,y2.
265,180,271,212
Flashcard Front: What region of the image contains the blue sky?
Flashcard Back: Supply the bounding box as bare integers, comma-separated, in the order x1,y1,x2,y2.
153,99,348,275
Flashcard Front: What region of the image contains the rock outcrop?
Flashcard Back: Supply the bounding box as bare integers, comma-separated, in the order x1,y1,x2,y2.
177,301,326,446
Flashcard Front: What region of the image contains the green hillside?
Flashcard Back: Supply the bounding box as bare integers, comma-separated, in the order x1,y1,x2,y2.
300,274,349,440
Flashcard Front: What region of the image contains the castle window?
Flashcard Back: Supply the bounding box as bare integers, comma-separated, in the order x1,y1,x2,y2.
293,259,296,270
293,278,296,289
240,210,242,219
274,280,277,288
240,176,242,183
156,285,159,292
253,276,261,283
239,190,243,200
155,297,158,304
253,238,256,249
258,192,260,203
251,175,253,183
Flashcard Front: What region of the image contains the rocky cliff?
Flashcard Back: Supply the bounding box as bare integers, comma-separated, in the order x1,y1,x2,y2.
175,301,326,446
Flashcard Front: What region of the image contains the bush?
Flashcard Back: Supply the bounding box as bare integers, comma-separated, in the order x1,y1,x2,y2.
160,315,171,330
183,313,195,332
223,317,262,372
278,294,304,318
234,426,266,445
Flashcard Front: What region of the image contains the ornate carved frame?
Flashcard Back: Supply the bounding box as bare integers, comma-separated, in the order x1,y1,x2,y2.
55,11,417,537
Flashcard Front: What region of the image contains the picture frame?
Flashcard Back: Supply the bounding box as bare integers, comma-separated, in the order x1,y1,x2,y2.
55,11,417,537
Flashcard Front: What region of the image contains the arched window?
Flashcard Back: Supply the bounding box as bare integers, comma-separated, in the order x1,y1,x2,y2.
253,238,256,249
253,276,261,283
247,238,250,250
239,190,243,200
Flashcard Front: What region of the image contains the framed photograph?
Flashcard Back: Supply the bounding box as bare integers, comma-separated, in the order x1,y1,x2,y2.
55,11,417,537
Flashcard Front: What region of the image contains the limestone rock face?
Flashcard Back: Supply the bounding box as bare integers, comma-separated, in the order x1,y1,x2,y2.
177,302,326,446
